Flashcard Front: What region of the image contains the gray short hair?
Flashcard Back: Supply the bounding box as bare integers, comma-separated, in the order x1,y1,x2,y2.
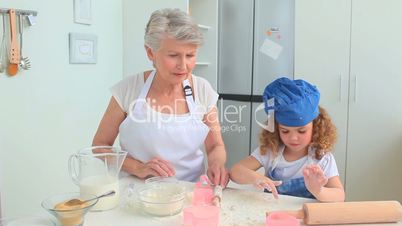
145,8,203,51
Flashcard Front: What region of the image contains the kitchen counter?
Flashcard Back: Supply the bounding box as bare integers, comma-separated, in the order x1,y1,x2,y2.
84,176,402,226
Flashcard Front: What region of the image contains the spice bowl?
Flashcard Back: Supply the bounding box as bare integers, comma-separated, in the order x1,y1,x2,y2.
41,192,98,226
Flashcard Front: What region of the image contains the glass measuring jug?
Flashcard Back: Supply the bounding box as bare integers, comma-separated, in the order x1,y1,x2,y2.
68,146,127,211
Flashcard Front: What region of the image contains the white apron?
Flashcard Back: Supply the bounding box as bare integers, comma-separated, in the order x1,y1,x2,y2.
119,70,210,181
267,147,315,198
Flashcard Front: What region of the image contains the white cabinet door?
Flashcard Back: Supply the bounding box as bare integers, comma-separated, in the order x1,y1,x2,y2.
346,0,402,202
294,0,352,183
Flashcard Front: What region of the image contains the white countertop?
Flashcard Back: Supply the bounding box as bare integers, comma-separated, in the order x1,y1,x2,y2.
84,176,402,226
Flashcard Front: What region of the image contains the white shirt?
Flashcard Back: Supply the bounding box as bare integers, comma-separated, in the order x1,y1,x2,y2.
251,145,339,181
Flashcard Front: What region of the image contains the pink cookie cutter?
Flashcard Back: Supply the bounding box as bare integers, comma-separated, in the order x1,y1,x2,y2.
192,175,214,206
266,212,300,226
183,205,220,226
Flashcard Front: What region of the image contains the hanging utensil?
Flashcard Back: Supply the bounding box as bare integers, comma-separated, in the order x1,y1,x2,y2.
0,14,7,73
7,9,20,76
18,14,31,70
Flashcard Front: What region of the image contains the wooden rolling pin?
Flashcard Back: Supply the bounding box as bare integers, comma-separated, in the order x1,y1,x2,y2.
267,201,402,225
212,185,222,207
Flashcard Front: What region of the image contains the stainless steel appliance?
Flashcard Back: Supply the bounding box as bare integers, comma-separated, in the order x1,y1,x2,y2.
218,0,295,166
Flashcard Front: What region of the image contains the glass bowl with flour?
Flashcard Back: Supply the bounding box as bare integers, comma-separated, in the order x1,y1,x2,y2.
137,177,186,216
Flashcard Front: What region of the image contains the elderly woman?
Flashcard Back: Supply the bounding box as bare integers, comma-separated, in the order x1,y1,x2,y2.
93,8,228,186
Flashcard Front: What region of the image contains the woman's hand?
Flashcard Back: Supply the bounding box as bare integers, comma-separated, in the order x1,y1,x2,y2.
135,157,176,179
254,176,282,199
203,107,229,187
303,164,328,195
207,161,229,187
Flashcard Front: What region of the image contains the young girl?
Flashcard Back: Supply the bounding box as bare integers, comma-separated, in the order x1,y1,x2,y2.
230,77,345,202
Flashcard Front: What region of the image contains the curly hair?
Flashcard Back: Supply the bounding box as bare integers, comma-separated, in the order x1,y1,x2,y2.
259,106,337,160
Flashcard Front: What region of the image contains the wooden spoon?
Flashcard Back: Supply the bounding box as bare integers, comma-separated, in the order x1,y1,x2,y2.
7,9,20,76
64,190,116,207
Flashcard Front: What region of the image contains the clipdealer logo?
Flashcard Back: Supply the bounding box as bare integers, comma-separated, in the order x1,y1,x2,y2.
254,102,274,132
125,97,273,133
254,97,275,132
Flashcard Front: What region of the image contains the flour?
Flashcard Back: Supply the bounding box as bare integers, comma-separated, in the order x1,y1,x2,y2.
144,185,185,216
119,179,306,226
220,189,276,226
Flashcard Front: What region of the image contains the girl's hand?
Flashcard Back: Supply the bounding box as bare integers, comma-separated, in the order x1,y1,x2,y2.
136,157,175,179
303,164,328,195
254,177,282,199
207,161,229,188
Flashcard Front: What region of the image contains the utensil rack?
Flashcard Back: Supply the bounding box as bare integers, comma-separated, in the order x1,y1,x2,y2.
0,8,36,75
0,8,38,16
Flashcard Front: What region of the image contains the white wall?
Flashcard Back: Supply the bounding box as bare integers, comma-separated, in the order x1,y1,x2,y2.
122,0,187,76
0,0,123,217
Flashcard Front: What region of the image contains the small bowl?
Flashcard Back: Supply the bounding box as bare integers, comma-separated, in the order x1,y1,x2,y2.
138,177,186,216
145,176,179,184
41,192,98,226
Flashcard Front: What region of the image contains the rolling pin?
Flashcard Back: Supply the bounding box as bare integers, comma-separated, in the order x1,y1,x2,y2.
212,185,222,207
267,201,402,225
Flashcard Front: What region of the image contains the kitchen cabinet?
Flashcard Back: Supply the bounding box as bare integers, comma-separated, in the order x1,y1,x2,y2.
294,0,351,187
187,0,219,89
295,0,402,202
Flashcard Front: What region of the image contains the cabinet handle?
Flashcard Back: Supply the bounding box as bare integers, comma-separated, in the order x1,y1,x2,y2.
339,75,342,102
354,75,358,102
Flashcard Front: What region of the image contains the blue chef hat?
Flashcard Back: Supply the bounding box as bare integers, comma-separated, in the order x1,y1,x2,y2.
263,77,320,128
